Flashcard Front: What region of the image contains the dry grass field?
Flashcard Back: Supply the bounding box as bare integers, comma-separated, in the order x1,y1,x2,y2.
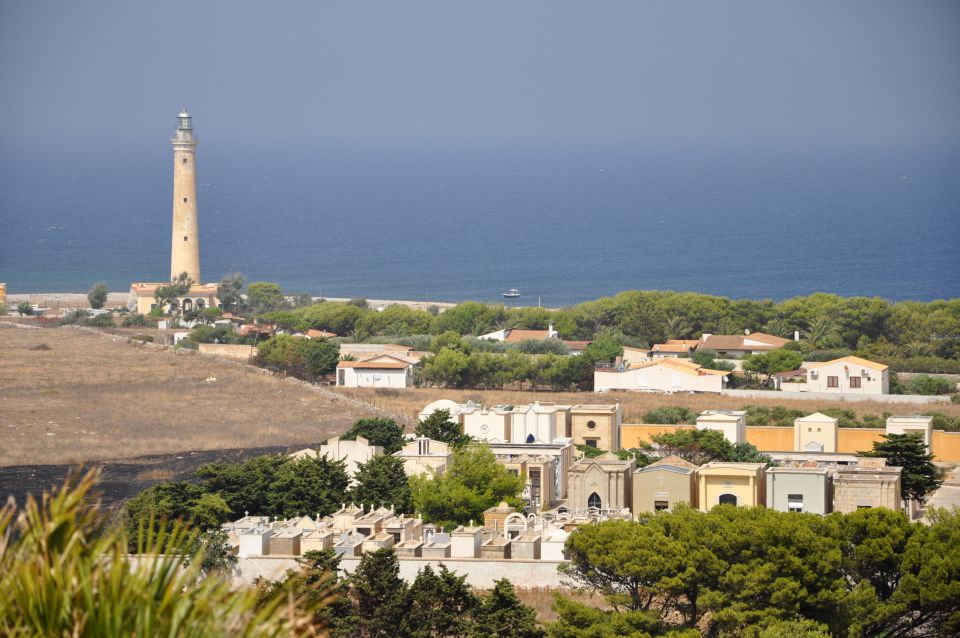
333,385,960,426
0,324,379,467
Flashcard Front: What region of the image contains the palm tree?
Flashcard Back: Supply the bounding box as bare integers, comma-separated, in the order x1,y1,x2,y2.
804,314,841,349
469,316,492,336
869,339,902,359
762,318,793,338
714,317,741,335
666,315,692,340
903,340,933,357
0,471,332,636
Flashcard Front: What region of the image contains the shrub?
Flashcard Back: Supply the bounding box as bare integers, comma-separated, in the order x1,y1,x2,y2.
81,313,116,328
642,406,695,424
132,334,154,343
58,310,88,325
884,357,960,374
122,314,148,327
16,301,33,316
907,374,955,396
87,282,108,309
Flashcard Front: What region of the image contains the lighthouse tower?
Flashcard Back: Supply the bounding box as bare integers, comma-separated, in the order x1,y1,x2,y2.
170,108,201,282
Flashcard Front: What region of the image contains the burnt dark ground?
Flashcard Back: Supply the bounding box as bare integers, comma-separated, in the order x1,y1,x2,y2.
0,443,320,511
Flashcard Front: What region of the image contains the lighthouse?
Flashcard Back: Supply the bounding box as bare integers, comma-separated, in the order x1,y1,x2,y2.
170,108,201,282
129,109,218,315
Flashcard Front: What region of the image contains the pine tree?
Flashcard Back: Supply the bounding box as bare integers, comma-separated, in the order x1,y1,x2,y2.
350,454,414,514
403,564,478,637
861,433,942,503
473,579,545,638
415,409,471,447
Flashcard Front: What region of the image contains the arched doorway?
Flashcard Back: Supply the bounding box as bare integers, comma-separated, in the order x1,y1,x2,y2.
196,298,205,310
718,493,738,506
588,492,602,509
182,298,193,312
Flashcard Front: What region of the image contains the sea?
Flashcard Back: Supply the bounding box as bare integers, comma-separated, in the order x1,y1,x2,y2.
1,141,958,306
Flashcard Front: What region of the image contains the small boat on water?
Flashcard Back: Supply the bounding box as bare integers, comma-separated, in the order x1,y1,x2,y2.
502,288,520,298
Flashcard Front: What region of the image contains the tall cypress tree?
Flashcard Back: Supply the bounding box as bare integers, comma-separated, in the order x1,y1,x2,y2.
347,548,409,638
473,579,545,638
350,454,414,514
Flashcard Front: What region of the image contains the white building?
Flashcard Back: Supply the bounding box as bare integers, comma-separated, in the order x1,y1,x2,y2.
594,358,729,394
886,415,934,452
291,436,383,481
393,437,453,476
695,410,747,444
336,354,419,388
510,402,567,444
461,403,514,442
803,356,889,395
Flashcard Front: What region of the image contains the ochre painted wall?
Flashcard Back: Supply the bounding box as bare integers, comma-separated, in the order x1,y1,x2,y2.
745,427,793,451
621,424,960,462
932,431,960,463
621,424,691,449
837,429,885,454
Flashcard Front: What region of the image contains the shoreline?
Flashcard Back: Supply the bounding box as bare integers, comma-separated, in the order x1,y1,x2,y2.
3,291,468,312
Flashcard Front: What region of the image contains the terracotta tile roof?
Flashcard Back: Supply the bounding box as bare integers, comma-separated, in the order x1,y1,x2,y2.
774,368,805,378
338,354,418,370
306,329,337,339
744,332,791,346
239,323,276,336
562,340,592,350
805,355,888,372
625,357,729,377
699,332,788,352
652,342,692,353
504,329,554,343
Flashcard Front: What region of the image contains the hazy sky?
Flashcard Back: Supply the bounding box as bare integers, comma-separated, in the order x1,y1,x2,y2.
1,1,958,151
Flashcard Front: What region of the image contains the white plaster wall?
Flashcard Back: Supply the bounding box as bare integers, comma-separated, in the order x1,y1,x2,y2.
233,556,567,588
595,366,723,393
340,367,410,388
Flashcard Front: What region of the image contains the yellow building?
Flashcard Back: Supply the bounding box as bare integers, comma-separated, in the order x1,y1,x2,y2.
793,412,839,453
130,282,219,315
697,462,766,511
570,404,621,451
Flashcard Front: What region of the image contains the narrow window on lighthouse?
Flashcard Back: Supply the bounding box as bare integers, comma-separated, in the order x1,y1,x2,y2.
183,236,188,241
182,158,188,164
183,197,188,203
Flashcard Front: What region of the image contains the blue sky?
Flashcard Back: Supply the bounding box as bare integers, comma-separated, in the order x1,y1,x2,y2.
1,1,959,151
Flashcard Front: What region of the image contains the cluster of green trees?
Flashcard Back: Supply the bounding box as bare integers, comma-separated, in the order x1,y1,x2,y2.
623,428,773,467
410,445,526,531
231,289,960,363
420,331,622,391
558,505,960,637
123,415,528,536
256,548,545,637
254,333,340,380
643,403,960,432
124,442,417,541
